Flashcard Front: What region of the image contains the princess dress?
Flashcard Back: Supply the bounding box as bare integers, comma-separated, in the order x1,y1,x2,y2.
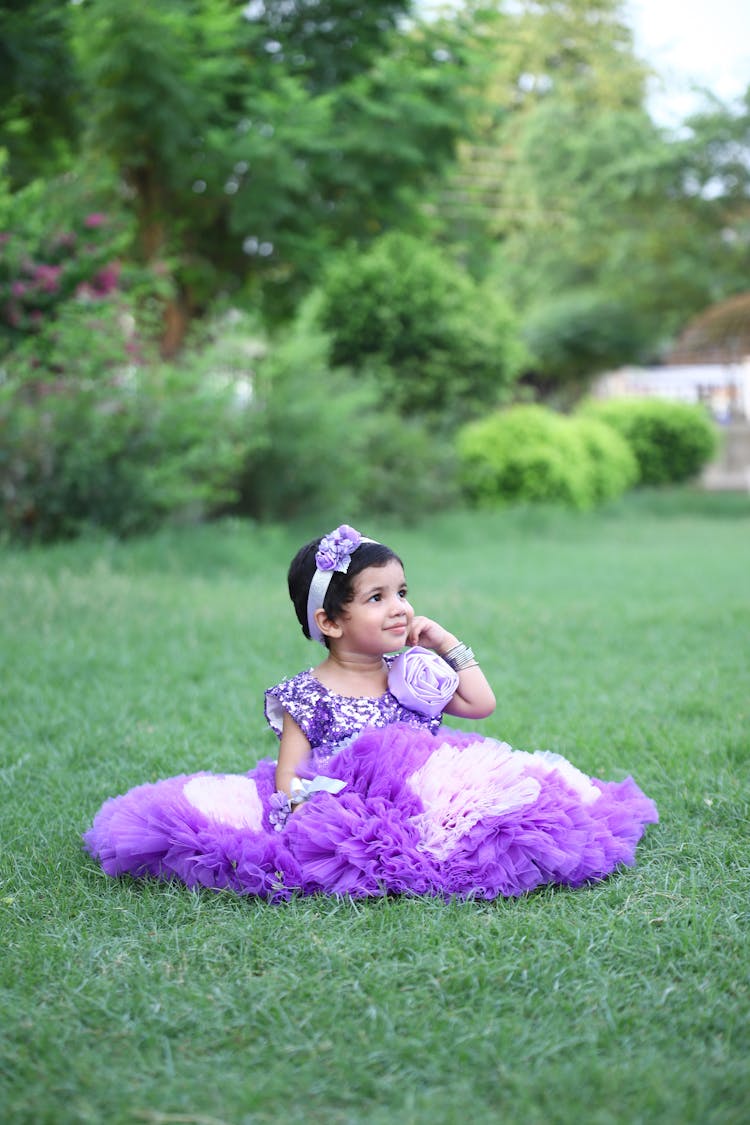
83,650,658,901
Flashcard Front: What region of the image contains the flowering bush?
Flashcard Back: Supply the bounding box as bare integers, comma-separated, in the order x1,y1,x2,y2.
0,173,248,541
0,175,129,358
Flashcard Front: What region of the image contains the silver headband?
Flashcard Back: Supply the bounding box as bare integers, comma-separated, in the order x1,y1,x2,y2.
306,524,376,644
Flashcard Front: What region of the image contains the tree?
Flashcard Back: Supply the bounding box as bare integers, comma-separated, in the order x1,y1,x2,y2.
506,88,750,374
319,231,524,421
436,1,750,388
65,0,471,348
239,0,409,93
0,1,80,187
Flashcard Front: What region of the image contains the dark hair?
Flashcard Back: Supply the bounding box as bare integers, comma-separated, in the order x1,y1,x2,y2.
288,535,402,644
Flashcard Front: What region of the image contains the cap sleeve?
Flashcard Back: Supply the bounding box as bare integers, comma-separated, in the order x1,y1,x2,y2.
264,671,320,740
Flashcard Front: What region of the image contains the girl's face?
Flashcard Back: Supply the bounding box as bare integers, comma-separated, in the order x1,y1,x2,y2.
334,559,414,654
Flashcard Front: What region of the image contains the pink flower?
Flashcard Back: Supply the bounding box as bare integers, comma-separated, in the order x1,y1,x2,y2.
92,261,121,295
83,212,108,229
33,264,62,293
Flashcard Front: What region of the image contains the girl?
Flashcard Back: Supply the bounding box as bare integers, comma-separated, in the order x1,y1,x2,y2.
84,525,657,900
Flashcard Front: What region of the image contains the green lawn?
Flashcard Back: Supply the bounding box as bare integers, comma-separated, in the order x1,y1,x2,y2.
2,493,749,1124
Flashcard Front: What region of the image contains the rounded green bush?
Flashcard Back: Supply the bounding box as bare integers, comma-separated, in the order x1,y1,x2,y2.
319,232,524,420
572,415,639,502
457,405,597,510
579,397,718,485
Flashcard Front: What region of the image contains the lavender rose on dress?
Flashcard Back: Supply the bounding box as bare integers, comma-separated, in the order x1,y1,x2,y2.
387,646,459,718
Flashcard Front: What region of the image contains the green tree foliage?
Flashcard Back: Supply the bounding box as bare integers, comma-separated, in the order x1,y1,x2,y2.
241,0,408,93
0,1,79,186
521,288,638,392
439,0,648,258
505,95,750,367
439,1,750,385
579,398,719,485
65,0,470,344
668,92,750,305
319,231,524,420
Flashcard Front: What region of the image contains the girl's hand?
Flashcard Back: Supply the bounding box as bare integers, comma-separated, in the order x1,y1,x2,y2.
407,616,496,721
406,616,458,655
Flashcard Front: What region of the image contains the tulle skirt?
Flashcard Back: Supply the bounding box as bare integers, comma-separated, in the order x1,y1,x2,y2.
83,724,658,900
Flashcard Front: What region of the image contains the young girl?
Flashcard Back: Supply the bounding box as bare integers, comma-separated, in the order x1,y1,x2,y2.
84,524,657,900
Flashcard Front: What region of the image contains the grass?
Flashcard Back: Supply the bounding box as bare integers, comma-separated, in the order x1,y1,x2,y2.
1,491,749,1124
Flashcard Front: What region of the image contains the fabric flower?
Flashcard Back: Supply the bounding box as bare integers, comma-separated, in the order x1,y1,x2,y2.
387,646,459,718
315,525,362,572
268,790,292,832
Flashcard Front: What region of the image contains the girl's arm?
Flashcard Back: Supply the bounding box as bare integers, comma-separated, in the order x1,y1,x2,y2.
275,711,313,795
408,616,496,720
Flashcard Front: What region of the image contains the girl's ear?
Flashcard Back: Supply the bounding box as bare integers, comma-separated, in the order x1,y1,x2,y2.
313,607,343,640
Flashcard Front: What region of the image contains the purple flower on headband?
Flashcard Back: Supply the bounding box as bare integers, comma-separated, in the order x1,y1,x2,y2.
315,525,362,573
388,646,459,718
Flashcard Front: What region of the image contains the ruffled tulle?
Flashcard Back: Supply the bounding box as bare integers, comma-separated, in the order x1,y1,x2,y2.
83,725,658,901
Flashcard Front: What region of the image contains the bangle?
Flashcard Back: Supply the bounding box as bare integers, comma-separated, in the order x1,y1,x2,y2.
441,642,478,672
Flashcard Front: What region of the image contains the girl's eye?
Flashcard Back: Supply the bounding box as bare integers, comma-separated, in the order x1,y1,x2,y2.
398,589,408,599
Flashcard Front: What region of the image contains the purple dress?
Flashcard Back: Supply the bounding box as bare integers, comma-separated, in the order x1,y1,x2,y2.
83,667,658,900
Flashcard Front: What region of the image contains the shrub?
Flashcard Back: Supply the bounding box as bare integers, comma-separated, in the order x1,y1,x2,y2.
236,302,458,523
355,413,460,520
0,302,248,541
318,233,525,422
456,405,597,509
572,415,639,502
579,397,719,485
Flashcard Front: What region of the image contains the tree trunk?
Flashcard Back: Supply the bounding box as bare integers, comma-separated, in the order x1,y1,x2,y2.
160,292,191,358
130,164,192,357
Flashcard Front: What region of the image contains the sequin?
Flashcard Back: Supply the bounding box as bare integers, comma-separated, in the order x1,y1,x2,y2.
265,660,441,763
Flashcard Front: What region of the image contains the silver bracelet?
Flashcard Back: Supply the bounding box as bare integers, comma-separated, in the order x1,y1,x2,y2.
441,642,478,672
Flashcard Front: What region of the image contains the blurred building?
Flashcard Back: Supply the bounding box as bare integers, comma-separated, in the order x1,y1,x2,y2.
593,360,750,423
593,293,750,490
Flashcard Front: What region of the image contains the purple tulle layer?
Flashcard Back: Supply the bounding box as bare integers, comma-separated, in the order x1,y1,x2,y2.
83,724,658,901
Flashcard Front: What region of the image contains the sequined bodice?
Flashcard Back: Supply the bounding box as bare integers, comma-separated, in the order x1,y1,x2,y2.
265,665,442,760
